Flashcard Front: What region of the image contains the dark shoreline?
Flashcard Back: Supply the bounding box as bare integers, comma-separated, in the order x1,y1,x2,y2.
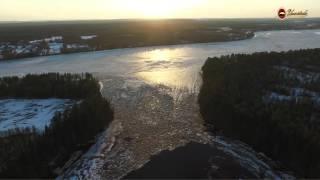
0,33,253,62
2,27,320,62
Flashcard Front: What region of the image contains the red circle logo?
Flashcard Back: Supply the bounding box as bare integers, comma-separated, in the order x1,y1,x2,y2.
278,8,286,19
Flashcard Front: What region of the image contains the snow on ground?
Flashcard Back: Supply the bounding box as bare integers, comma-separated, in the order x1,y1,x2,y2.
268,66,320,105
48,42,63,54
81,35,97,40
265,91,320,105
275,66,320,84
66,44,89,49
289,31,302,34
212,136,294,179
30,36,63,44
0,99,75,133
220,27,232,31
45,36,63,43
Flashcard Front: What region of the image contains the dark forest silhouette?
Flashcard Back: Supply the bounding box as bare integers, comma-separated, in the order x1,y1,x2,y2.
0,73,113,178
199,49,320,177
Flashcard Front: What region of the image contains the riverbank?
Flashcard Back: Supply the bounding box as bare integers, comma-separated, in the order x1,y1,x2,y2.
0,30,253,61
125,142,291,179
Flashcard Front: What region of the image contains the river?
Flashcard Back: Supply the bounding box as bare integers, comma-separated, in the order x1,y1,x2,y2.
1,30,320,89
1,29,320,179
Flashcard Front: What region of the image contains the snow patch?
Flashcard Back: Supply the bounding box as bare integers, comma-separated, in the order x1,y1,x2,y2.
213,136,293,179
66,44,89,49
0,99,75,133
81,35,97,40
289,31,301,34
45,36,63,43
48,42,63,54
220,27,232,32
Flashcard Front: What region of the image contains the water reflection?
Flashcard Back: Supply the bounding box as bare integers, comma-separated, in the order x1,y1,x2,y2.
135,48,195,88
137,69,181,86
137,68,201,92
136,48,187,62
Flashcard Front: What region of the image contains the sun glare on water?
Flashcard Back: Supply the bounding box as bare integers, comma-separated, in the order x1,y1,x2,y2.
115,0,205,18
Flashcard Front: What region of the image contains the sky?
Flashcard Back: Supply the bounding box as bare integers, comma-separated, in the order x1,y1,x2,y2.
0,0,320,21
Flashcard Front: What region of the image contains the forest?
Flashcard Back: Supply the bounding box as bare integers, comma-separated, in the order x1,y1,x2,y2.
199,49,320,177
0,73,100,98
1,19,320,44
0,73,114,178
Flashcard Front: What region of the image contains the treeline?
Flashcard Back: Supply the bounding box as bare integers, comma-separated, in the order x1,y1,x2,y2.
199,49,320,177
0,73,113,178
1,19,320,43
0,73,100,98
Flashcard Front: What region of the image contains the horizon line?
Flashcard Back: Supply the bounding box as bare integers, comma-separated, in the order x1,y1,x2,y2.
1,17,320,23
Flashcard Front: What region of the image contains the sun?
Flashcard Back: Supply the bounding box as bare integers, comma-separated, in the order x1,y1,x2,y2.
117,0,204,18
128,1,171,18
